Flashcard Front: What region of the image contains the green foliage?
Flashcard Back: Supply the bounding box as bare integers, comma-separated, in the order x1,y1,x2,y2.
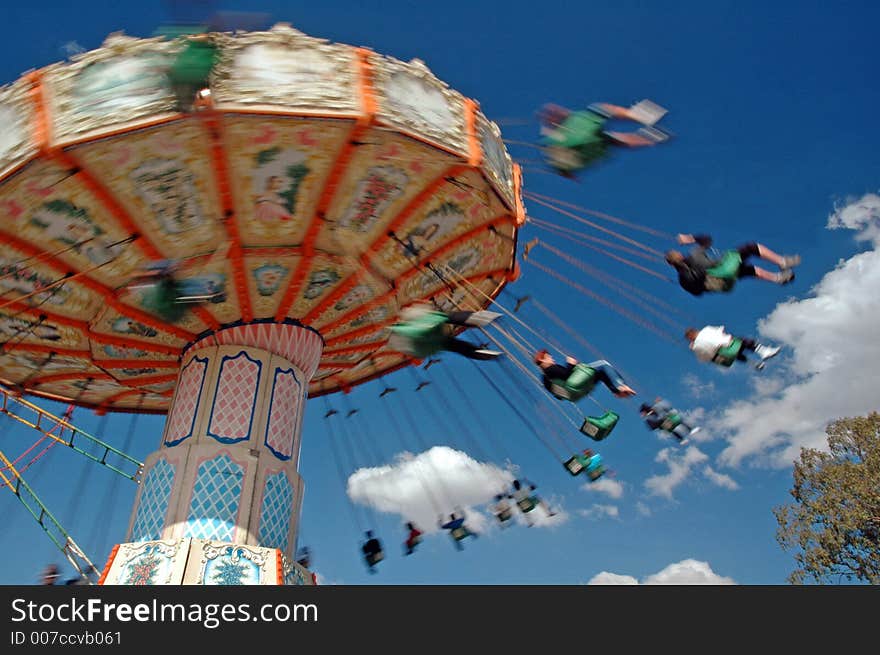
279,163,309,215
255,147,281,167
774,412,880,584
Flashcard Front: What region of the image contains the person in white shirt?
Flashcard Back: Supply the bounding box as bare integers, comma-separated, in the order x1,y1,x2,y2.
685,326,781,369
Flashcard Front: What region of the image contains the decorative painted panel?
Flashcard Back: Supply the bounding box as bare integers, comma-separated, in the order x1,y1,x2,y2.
200,544,265,585
164,355,208,447
129,458,176,542
257,471,295,552
183,454,245,542
207,351,261,444
264,368,302,460
212,24,359,114
117,541,182,586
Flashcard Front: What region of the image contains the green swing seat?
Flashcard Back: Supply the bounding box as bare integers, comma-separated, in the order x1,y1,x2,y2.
389,311,449,359
543,110,610,172
169,38,218,87
579,410,620,441
516,496,538,513
704,250,742,292
563,452,606,480
659,412,683,432
140,278,187,323
549,363,598,402
712,337,744,367
496,507,514,523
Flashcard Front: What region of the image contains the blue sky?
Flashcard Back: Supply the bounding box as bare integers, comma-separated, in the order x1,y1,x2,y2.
1,0,879,585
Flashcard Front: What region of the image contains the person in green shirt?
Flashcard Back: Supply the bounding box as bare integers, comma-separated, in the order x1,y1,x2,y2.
539,100,669,178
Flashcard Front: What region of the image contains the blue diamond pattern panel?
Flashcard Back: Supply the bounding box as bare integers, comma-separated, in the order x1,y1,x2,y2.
183,454,244,542
130,459,176,542
257,472,295,552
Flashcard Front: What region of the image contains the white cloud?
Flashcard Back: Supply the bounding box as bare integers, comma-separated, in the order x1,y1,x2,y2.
644,446,708,499
517,499,570,528
588,559,735,585
827,192,880,242
702,465,739,491
347,447,565,533
577,504,619,520
710,195,880,467
582,477,624,499
642,559,736,585
587,571,638,585
682,373,716,399
635,501,652,517
347,447,510,533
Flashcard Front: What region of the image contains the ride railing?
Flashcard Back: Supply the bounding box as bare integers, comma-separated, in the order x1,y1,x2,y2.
0,448,100,583
0,385,144,482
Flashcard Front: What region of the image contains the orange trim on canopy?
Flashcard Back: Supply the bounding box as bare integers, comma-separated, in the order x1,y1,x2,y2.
367,164,470,258
0,226,196,342
512,164,526,226
97,544,120,585
55,150,164,259
310,215,513,332
319,264,510,337
94,359,180,370
322,342,385,357
0,344,91,358
25,70,51,152
0,303,88,331
299,269,368,327
464,99,482,167
273,120,364,322
116,372,177,386
104,388,146,406
27,371,114,386
323,322,388,348
300,165,473,326
88,332,181,355
274,51,377,323
199,106,251,325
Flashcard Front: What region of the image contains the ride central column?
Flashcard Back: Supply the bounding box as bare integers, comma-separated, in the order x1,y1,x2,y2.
100,323,323,585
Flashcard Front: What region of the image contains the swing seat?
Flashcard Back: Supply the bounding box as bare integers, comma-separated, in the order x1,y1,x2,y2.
564,455,585,476
140,278,187,323
169,38,218,87
583,454,605,482
496,508,514,522
712,338,743,367
450,527,469,541
704,251,742,292
389,311,449,359
365,551,384,566
659,413,682,432
516,496,538,513
549,363,597,402
579,411,620,441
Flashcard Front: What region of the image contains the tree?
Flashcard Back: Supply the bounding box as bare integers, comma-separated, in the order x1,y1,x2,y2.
774,412,880,584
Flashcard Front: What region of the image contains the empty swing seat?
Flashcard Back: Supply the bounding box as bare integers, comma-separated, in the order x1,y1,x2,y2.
549,363,597,402
564,455,586,476
516,496,538,513
450,526,469,541
496,507,514,522
704,251,742,292
579,411,619,441
712,338,744,367
584,454,606,481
